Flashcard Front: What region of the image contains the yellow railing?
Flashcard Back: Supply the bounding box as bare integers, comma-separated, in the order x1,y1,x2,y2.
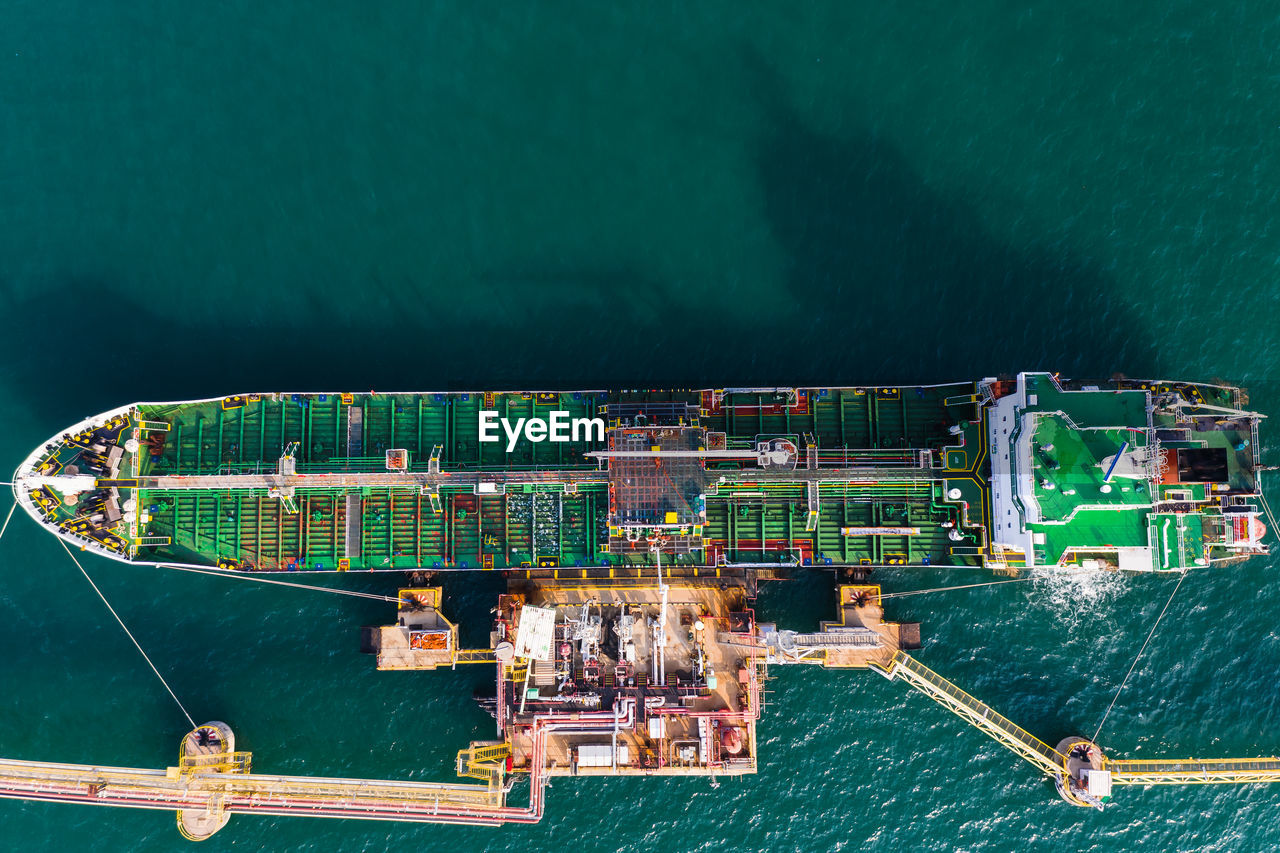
1107,757,1280,785
455,742,511,786
178,750,252,775
875,651,1066,777
454,648,499,665
0,757,504,807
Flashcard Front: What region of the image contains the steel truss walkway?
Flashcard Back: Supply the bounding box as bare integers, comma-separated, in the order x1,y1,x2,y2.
0,722,552,839
873,651,1280,788
873,650,1067,776
1106,757,1280,785
0,753,517,832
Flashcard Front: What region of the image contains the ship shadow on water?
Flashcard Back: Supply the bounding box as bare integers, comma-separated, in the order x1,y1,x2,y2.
0,53,1156,426
740,47,1156,386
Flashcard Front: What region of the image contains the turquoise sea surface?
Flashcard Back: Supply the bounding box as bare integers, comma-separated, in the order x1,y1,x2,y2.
3,3,1280,850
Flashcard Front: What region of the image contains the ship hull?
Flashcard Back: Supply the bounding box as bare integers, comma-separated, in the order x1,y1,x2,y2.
14,375,1268,574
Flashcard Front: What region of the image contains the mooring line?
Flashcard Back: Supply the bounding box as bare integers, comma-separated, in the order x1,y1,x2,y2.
1257,490,1279,537
1091,570,1187,744
0,502,16,544
877,577,1034,600
60,540,196,729
155,562,402,603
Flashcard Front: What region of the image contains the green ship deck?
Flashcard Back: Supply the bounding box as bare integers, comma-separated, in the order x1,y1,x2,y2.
13,373,1269,574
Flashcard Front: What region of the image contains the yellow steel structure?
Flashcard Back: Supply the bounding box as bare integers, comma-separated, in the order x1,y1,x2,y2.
0,758,505,806
0,724,515,838
177,746,251,776
0,755,506,820
454,648,499,665
873,650,1067,777
876,650,1280,790
456,742,511,783
1107,757,1280,785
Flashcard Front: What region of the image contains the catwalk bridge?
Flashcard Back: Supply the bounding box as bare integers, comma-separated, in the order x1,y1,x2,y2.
0,723,541,840
873,651,1280,798
4,653,1280,836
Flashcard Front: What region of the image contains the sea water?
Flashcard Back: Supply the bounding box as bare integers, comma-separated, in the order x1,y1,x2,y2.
2,3,1279,850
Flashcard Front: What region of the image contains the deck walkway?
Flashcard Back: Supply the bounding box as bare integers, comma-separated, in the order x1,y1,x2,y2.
131,463,939,493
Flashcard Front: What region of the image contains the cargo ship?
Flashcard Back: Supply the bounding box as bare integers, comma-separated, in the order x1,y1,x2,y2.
12,372,1269,574
2,372,1275,837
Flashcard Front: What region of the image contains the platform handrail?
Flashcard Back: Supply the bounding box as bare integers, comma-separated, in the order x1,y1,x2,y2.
1105,756,1280,785
874,651,1066,777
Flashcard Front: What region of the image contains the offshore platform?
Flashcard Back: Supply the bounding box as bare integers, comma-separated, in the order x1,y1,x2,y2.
3,373,1278,838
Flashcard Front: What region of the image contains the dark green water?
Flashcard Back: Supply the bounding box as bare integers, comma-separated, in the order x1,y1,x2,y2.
3,3,1280,850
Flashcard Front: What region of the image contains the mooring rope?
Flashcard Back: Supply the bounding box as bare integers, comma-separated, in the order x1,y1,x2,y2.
877,577,1034,600
1091,569,1187,744
155,562,402,603
0,502,15,544
60,540,196,729
1257,490,1279,537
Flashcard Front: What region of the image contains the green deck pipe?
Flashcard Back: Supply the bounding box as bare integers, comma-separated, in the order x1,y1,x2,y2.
299,495,308,558
730,501,737,559
238,409,246,464
215,408,224,471
758,503,765,555
587,491,595,563
446,493,454,564
838,393,847,447
813,502,821,559
873,503,882,563
414,492,422,565
445,399,452,466
305,398,314,461
276,500,283,569
196,419,204,473
900,394,909,446
841,501,849,563
785,503,793,555
869,394,878,448
174,423,183,474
